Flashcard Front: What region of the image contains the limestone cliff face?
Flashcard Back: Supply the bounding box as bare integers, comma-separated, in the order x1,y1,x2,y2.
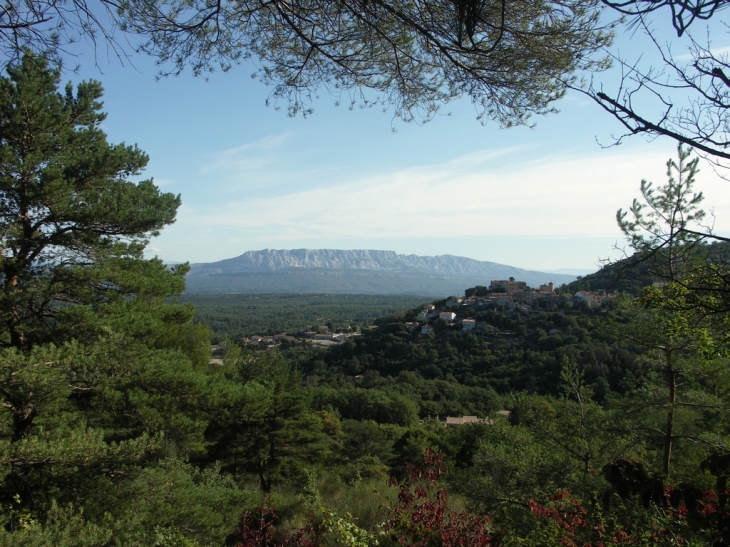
186,249,576,293
189,249,416,274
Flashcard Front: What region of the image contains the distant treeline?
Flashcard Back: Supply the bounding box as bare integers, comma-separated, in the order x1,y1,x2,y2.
180,293,432,337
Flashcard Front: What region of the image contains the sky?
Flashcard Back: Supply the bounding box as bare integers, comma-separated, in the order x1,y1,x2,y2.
56,7,730,275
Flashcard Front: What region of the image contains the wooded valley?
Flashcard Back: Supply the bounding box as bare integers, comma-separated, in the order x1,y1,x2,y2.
3,51,730,547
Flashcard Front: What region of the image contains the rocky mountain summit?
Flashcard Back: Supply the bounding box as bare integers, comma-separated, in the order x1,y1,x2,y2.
185,249,577,295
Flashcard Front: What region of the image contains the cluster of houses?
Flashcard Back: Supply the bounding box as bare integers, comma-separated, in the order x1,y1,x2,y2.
419,410,512,428
468,279,616,310
406,279,616,335
404,304,485,336
232,279,616,348
240,325,364,347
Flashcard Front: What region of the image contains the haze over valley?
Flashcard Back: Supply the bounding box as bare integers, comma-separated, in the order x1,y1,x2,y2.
185,249,579,295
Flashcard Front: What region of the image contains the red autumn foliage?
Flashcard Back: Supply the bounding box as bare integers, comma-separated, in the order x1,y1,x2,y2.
383,447,501,547
227,501,314,547
524,487,730,546
526,491,589,534
227,449,730,547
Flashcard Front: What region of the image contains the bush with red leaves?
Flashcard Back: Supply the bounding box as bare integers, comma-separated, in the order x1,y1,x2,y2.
383,447,500,547
524,490,718,546
225,501,314,547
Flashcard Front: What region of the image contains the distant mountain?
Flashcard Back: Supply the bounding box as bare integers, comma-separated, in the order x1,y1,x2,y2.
545,268,598,276
185,249,577,295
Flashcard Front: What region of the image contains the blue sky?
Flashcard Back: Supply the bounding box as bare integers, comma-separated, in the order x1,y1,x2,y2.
59,10,730,273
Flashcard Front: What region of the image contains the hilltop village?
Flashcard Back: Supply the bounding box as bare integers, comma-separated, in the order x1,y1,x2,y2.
235,279,616,348
219,278,619,430
408,279,616,336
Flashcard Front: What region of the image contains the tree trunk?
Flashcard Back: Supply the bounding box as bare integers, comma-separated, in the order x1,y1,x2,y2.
663,349,676,477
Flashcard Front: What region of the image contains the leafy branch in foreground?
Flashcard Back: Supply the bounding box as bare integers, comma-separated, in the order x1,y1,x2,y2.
614,145,730,337
2,1,614,128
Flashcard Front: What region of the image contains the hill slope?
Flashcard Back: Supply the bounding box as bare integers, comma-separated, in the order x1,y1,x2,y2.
563,241,730,296
185,249,576,295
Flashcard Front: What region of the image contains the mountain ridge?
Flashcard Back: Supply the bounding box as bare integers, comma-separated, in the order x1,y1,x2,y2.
185,249,577,295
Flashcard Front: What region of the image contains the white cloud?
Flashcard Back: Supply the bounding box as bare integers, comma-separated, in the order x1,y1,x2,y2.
191,147,730,242
199,132,293,178
154,146,730,268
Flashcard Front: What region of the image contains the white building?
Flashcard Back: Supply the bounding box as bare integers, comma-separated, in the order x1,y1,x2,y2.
405,321,420,333
462,319,476,332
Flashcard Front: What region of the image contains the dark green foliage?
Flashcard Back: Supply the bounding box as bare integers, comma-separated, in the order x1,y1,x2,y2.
562,257,660,296
1,67,728,546
204,350,327,492
0,54,181,351
0,306,261,539
300,306,642,402
311,386,419,426
464,285,490,297
0,459,255,546
564,241,730,301
0,56,260,545
339,420,396,465
182,293,431,338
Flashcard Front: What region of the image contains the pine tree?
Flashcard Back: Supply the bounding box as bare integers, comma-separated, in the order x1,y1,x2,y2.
205,350,327,492
0,54,181,351
0,57,256,543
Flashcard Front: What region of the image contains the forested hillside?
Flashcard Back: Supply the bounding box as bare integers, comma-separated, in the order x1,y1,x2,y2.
182,293,431,337
293,305,639,400
563,240,730,296
4,56,730,547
